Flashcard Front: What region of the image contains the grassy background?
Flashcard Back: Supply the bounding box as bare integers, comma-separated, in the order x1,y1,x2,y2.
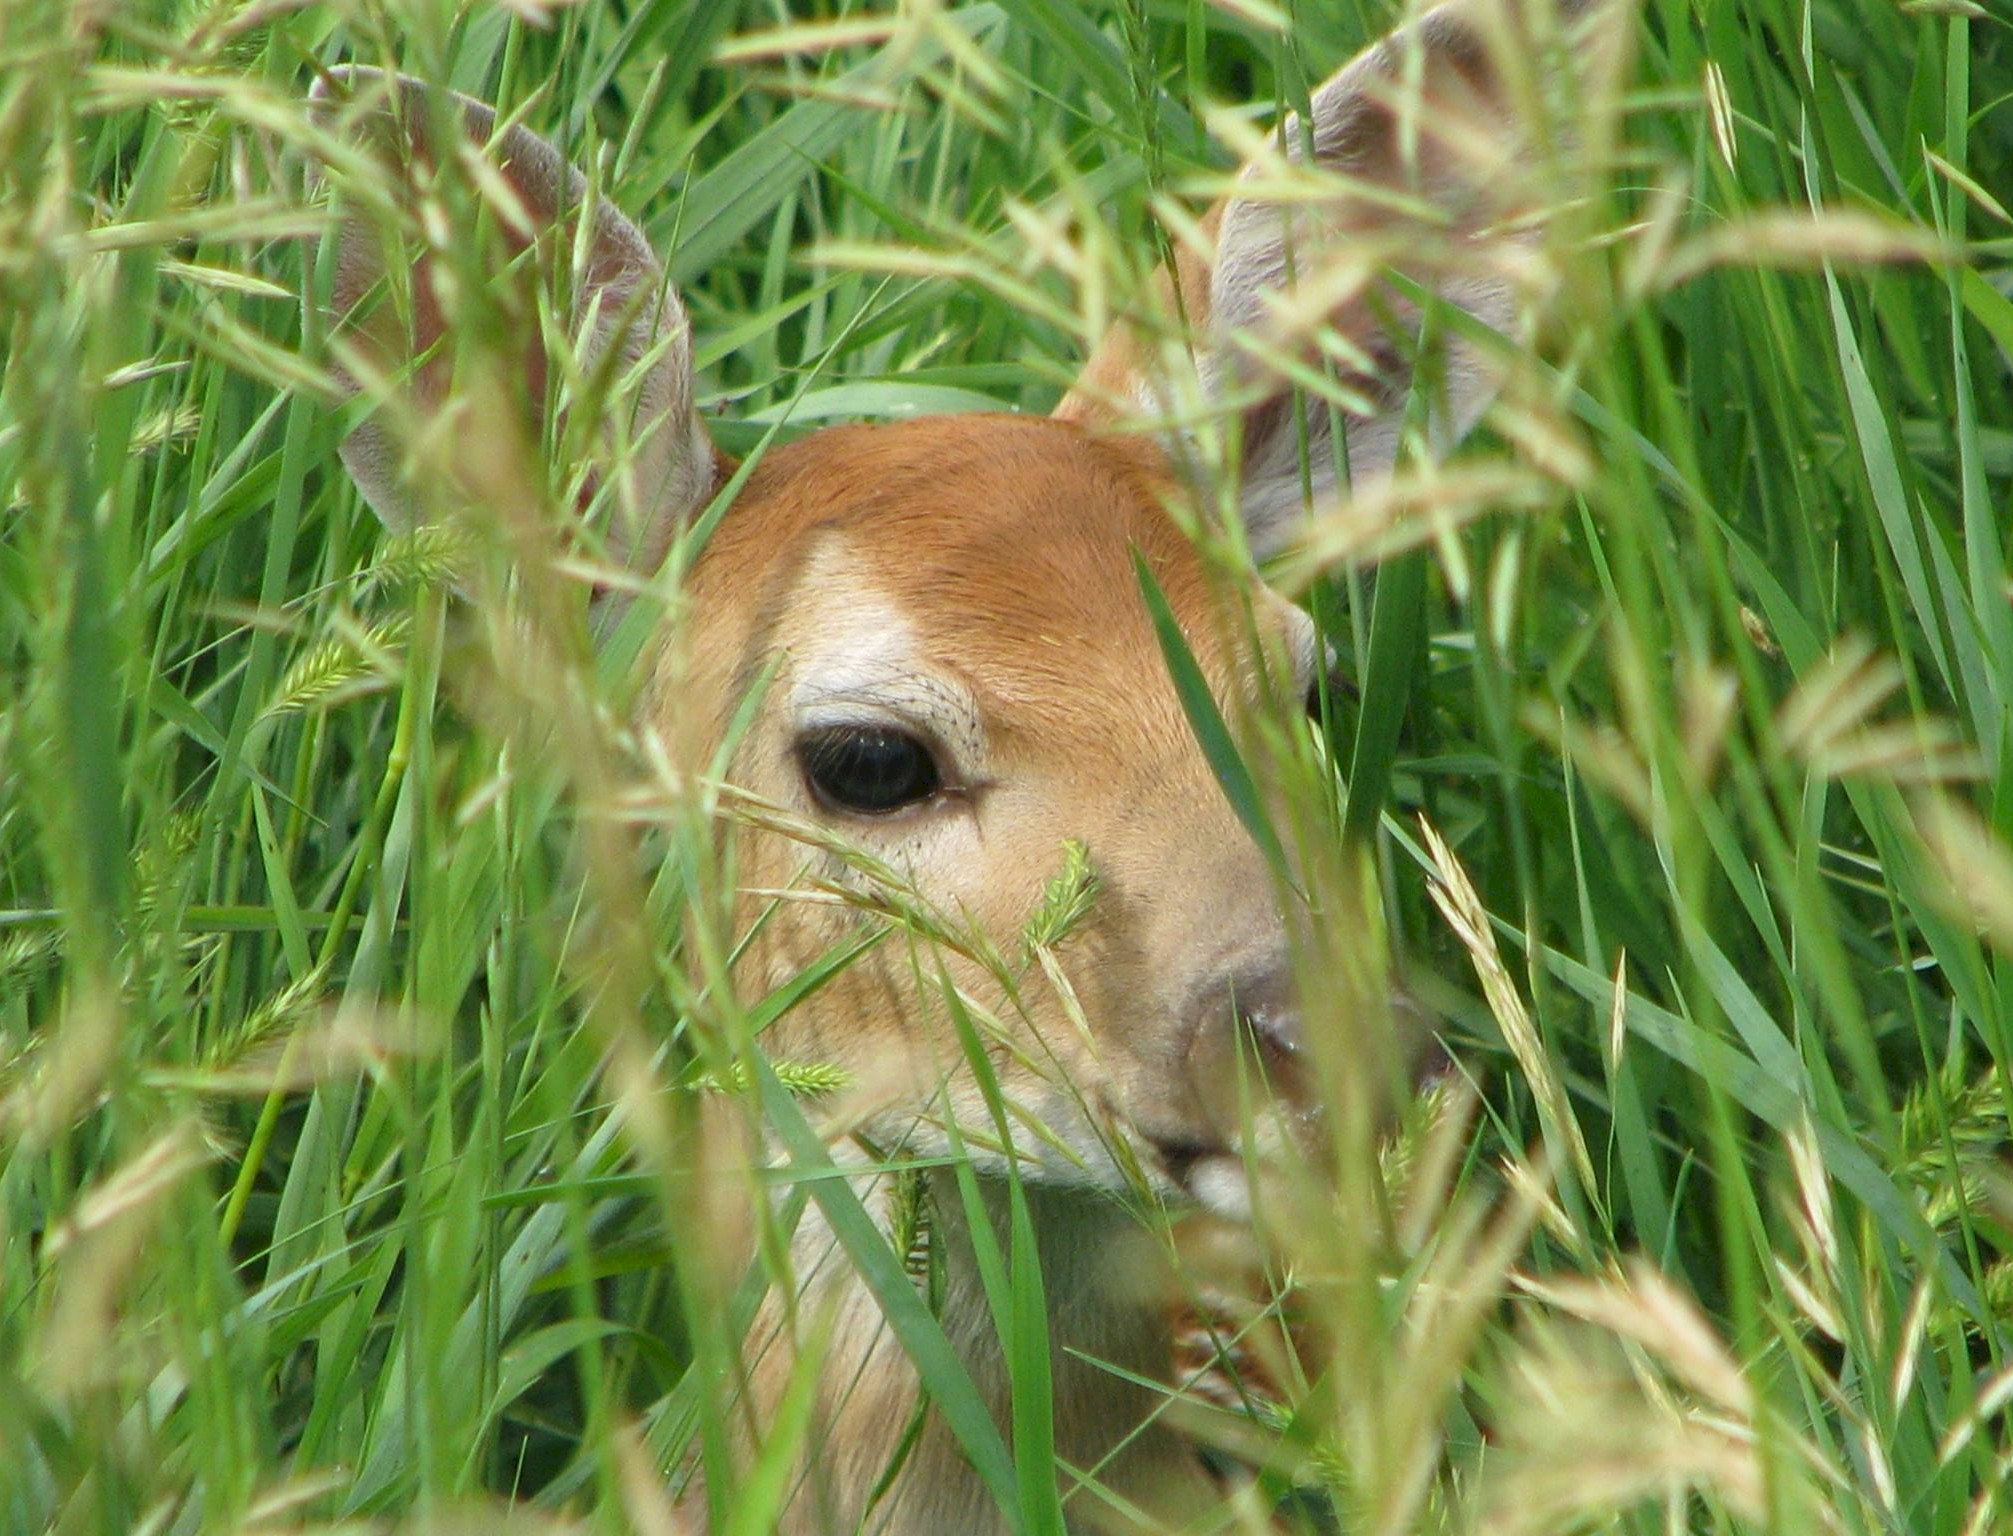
3,0,2013,1531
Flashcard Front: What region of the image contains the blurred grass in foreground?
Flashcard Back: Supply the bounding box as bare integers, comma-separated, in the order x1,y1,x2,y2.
3,0,2013,1531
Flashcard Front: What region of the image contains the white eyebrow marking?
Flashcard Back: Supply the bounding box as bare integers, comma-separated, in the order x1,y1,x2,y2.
785,588,986,770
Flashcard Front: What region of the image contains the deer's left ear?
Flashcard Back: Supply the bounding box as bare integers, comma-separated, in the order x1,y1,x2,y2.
1060,0,1611,557
306,67,716,568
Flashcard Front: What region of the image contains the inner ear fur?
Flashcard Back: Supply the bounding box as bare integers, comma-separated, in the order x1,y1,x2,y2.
306,66,715,567
1059,0,1617,558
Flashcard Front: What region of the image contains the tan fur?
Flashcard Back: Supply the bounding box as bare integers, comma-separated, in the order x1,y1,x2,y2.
308,4,1602,1529
659,418,1296,1532
671,417,1302,1164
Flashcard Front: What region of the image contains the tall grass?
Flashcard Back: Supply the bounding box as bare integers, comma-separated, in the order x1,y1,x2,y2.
2,0,2011,1532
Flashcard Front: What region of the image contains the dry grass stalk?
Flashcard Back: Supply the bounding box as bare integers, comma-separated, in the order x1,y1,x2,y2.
1419,815,1596,1195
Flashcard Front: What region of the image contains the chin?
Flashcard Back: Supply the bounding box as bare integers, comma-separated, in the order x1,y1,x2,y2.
1182,1153,1261,1222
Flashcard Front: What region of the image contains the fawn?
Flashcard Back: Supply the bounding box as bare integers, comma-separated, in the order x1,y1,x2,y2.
308,0,1600,1528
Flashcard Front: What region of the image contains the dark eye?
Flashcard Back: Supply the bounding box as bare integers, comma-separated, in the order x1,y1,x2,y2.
798,726,942,815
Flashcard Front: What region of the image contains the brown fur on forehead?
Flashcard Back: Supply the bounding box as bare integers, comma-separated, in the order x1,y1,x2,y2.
695,413,1248,705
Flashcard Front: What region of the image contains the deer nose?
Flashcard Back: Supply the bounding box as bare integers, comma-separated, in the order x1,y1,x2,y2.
1219,962,1304,1078
1202,966,1446,1096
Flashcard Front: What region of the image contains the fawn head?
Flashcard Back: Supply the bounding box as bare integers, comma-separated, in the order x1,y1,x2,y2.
309,0,1597,1216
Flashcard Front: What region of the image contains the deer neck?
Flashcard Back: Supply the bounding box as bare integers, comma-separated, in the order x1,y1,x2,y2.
788,1171,1213,1536
930,1170,1173,1419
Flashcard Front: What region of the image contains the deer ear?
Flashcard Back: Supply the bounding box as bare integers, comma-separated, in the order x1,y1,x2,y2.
1061,0,1607,558
306,66,716,568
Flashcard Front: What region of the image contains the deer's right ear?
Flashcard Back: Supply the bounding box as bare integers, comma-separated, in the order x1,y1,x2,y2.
1060,0,1613,560
305,67,715,566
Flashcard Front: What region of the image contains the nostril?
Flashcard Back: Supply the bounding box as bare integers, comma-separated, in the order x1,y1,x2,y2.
1224,966,1303,1069
1238,996,1305,1061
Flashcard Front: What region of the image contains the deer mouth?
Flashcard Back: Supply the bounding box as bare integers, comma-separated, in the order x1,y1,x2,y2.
1150,1138,1261,1222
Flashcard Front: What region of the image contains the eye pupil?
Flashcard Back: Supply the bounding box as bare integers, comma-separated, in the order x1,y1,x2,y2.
800,727,942,815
